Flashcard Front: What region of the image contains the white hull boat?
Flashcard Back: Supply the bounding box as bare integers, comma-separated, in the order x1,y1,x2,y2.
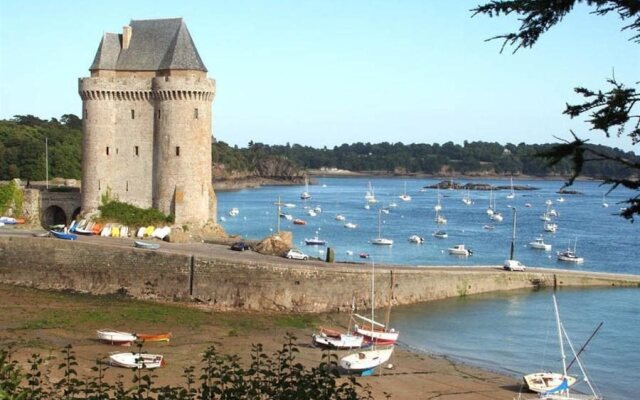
530,237,552,251
408,235,424,244
557,250,584,263
339,346,394,373
312,328,364,350
448,244,472,256
97,329,136,346
433,230,448,239
344,222,358,229
524,372,577,393
109,352,164,369
372,209,392,245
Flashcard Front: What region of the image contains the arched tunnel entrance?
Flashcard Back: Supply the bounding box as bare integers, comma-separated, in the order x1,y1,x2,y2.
42,206,67,228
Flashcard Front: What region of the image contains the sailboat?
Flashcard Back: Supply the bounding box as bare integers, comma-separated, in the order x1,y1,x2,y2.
371,209,393,245
312,300,364,349
365,181,378,204
399,182,412,202
601,193,609,208
520,294,602,399
506,176,515,199
300,177,311,200
490,194,503,222
462,188,472,205
340,261,395,375
486,187,494,216
434,185,442,211
503,208,526,271
557,238,584,263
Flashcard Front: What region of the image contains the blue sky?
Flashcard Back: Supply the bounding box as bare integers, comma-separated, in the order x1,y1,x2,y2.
0,0,637,151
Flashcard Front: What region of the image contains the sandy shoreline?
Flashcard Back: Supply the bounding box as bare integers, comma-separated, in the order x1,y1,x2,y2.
0,283,523,399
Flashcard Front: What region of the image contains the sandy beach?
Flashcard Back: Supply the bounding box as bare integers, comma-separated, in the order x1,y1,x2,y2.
0,283,522,399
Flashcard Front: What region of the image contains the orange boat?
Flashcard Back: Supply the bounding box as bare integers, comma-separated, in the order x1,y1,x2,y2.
136,332,172,342
91,224,102,234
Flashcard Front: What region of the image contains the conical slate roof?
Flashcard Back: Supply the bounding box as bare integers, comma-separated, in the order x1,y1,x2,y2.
89,18,207,72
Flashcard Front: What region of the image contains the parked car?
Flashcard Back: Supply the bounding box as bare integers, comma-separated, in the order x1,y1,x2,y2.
503,259,526,271
230,242,250,252
286,248,309,260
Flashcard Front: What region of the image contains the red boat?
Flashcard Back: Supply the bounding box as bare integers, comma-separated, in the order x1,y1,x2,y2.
293,219,306,225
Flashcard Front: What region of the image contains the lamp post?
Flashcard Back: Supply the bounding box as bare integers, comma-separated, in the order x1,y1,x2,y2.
510,207,517,260
45,137,49,189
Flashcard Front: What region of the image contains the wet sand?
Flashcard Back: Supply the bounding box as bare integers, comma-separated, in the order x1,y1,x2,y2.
0,283,522,399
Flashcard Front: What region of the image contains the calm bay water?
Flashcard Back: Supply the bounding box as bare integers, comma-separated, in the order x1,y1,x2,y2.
218,177,639,399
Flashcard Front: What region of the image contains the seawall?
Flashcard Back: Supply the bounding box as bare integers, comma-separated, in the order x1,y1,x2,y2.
1,236,638,313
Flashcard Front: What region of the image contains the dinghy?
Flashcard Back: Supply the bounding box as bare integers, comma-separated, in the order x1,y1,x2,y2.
109,352,164,369
96,329,136,346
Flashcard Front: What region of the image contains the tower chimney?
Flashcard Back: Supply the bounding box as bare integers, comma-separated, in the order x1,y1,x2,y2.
122,25,132,49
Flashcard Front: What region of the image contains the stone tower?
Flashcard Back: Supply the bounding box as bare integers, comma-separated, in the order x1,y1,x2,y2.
79,18,216,225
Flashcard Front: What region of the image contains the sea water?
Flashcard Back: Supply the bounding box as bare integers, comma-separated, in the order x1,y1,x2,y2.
218,177,639,399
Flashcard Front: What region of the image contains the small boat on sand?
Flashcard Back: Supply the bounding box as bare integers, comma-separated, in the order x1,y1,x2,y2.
97,329,137,346
109,352,165,369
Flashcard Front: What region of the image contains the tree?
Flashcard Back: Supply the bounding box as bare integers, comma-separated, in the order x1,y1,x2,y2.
472,0,640,220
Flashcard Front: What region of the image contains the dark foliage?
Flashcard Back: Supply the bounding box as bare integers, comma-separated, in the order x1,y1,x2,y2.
472,0,639,220
0,335,374,399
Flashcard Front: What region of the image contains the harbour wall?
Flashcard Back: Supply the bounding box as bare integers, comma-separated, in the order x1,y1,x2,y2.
0,236,638,313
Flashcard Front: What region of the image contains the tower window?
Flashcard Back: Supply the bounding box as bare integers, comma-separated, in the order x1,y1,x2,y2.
106,146,110,155
157,109,161,119
131,109,135,119
126,181,129,192
176,146,181,156
134,146,139,156
83,108,87,118
194,108,199,119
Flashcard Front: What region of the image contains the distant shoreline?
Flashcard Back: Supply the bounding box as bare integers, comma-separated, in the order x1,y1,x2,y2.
213,171,599,192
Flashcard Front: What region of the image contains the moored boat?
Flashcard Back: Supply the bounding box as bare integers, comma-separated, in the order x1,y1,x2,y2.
97,329,136,346
109,352,165,369
530,236,552,251
339,346,394,374
523,372,577,394
448,244,472,256
408,234,424,244
293,218,306,225
433,230,448,239
312,327,364,350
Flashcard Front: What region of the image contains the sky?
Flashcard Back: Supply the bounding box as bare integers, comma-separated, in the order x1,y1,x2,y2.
0,0,638,152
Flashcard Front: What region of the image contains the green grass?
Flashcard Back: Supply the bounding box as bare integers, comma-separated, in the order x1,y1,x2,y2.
273,314,318,329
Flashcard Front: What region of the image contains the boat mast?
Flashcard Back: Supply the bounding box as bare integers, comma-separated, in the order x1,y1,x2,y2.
510,207,516,260
371,260,375,339
553,294,569,395
384,270,394,329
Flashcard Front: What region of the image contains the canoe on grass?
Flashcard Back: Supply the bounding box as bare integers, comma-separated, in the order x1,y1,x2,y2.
134,240,160,250
136,332,172,342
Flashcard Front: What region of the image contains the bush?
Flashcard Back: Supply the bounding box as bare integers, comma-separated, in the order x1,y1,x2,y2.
99,201,173,227
0,180,23,217
0,334,375,399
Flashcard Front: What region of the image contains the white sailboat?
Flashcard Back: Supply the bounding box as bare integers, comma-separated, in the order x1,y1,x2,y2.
341,260,395,374
399,182,412,202
462,188,472,205
434,186,442,212
506,176,515,199
300,177,311,200
365,181,378,204
312,300,364,350
557,238,584,263
503,208,526,271
520,294,602,400
486,187,494,216
371,209,393,245
601,193,609,208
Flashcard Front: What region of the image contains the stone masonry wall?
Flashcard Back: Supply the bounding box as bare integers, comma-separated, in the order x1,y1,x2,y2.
1,237,637,313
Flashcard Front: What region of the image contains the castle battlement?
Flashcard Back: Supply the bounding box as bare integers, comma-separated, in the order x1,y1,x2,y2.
79,18,217,225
